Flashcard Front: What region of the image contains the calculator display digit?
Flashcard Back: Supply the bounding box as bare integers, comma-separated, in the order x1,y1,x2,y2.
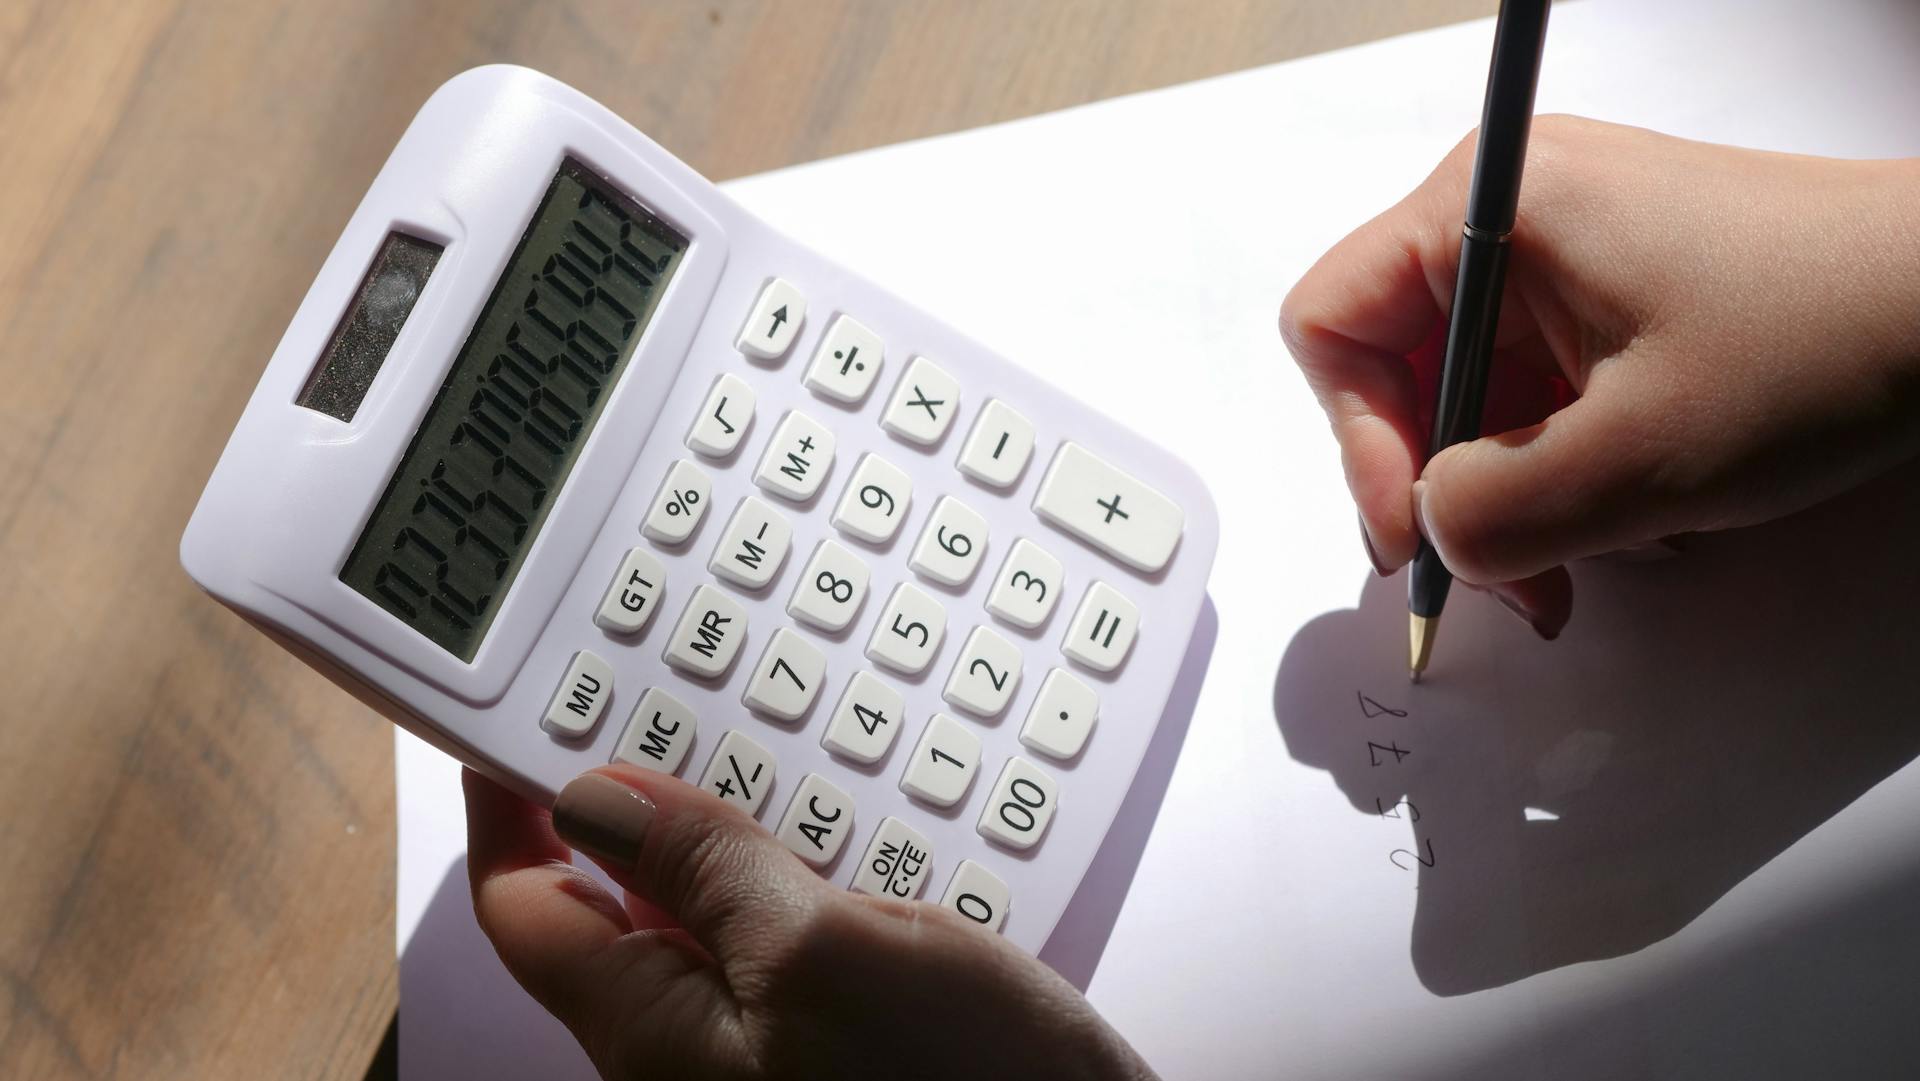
340,158,688,661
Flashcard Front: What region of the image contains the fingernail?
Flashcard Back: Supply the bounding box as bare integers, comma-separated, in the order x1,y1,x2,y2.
1490,590,1560,641
1597,541,1681,564
553,773,656,870
1358,513,1390,576
1410,480,1432,543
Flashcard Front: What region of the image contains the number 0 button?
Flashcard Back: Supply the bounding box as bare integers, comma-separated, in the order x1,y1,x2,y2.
940,860,1011,933
978,756,1058,851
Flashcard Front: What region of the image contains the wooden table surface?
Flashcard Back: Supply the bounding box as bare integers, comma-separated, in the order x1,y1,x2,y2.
0,2,1490,1077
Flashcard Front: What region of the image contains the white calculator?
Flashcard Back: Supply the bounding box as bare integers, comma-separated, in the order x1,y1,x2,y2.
181,66,1217,953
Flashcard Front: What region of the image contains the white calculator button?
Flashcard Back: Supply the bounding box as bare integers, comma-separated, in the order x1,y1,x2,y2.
698,730,776,818
641,459,713,546
908,496,989,587
985,538,1064,630
664,584,749,679
708,496,793,591
1032,442,1185,573
832,453,913,544
821,670,906,764
611,687,698,775
687,373,755,458
742,627,828,722
900,713,981,808
956,400,1035,489
880,356,960,446
775,773,855,868
942,625,1024,718
542,651,614,739
1062,581,1139,673
594,547,665,636
940,860,1011,933
978,756,1058,851
1019,668,1097,760
753,410,836,502
803,314,884,404
865,581,947,675
787,539,871,633
735,277,805,361
851,816,933,900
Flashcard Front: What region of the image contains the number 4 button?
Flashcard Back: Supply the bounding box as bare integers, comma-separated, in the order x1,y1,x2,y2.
1062,582,1138,673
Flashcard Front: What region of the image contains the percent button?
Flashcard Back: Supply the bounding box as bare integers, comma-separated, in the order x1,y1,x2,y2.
644,459,713,546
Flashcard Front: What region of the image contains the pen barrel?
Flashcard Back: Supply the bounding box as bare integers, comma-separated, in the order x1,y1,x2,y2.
1427,231,1510,458
1409,539,1453,617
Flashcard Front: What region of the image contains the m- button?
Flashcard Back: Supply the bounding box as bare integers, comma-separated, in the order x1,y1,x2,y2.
1033,442,1183,573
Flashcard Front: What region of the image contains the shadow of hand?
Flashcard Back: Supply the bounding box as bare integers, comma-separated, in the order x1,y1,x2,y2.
1273,468,1920,996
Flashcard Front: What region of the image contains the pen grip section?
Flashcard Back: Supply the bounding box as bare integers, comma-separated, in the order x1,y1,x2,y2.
1427,231,1510,459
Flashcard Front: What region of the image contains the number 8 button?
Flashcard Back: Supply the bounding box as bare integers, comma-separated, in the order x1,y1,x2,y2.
978,757,1058,851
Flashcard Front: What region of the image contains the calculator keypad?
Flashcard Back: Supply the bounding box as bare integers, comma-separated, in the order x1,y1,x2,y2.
743,628,827,722
688,373,755,458
641,459,712,545
787,540,871,632
901,714,981,808
881,356,960,446
753,410,836,502
664,584,748,679
866,582,947,675
595,548,666,636
700,730,776,817
832,453,913,544
821,671,905,764
776,773,856,867
736,278,805,361
708,497,793,591
804,314,884,404
985,538,1063,630
956,400,1035,489
564,273,1204,941
908,495,989,587
943,626,1023,718
612,687,697,775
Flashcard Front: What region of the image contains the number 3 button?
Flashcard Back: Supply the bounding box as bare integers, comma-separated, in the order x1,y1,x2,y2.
943,626,1022,717
986,539,1063,630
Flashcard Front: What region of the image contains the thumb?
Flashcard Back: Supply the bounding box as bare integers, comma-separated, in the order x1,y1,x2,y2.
1415,383,1685,585
554,764,830,975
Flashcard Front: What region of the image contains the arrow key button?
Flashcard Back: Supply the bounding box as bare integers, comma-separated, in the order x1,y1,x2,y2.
736,277,806,362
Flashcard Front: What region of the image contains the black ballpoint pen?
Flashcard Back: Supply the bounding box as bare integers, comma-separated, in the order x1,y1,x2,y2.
1409,0,1552,680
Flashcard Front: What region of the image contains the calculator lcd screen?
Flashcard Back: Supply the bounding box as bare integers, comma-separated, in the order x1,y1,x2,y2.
339,158,688,661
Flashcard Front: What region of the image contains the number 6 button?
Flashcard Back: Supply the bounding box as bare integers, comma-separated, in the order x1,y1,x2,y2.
909,496,987,587
943,626,1022,717
979,757,1058,851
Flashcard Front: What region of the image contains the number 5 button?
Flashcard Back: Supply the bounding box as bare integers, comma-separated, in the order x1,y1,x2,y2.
943,626,1022,717
978,757,1058,851
986,539,1063,629
866,582,947,676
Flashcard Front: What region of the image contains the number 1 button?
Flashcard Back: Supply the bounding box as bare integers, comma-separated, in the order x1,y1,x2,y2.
901,714,981,808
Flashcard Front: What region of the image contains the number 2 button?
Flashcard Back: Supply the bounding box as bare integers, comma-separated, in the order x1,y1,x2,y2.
943,626,1022,717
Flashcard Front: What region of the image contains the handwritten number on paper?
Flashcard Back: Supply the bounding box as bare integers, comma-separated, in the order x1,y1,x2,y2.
1390,838,1436,871
1375,797,1421,822
1367,740,1410,767
1356,692,1408,719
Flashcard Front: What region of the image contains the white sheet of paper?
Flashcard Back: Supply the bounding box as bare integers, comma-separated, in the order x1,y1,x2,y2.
397,1,1920,1076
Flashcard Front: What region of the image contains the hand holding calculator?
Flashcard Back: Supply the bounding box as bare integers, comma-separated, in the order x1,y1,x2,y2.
183,66,1217,953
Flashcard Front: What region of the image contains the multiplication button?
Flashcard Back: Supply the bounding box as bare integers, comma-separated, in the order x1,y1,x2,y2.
880,356,959,446
735,277,805,362
1032,442,1184,573
542,651,613,739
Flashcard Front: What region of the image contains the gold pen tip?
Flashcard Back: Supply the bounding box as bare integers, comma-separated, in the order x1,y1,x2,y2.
1409,613,1437,681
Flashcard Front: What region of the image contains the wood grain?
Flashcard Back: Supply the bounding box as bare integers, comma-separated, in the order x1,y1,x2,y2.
0,2,1491,1078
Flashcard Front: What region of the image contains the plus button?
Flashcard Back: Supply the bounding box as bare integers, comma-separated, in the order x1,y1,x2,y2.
1097,493,1129,524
